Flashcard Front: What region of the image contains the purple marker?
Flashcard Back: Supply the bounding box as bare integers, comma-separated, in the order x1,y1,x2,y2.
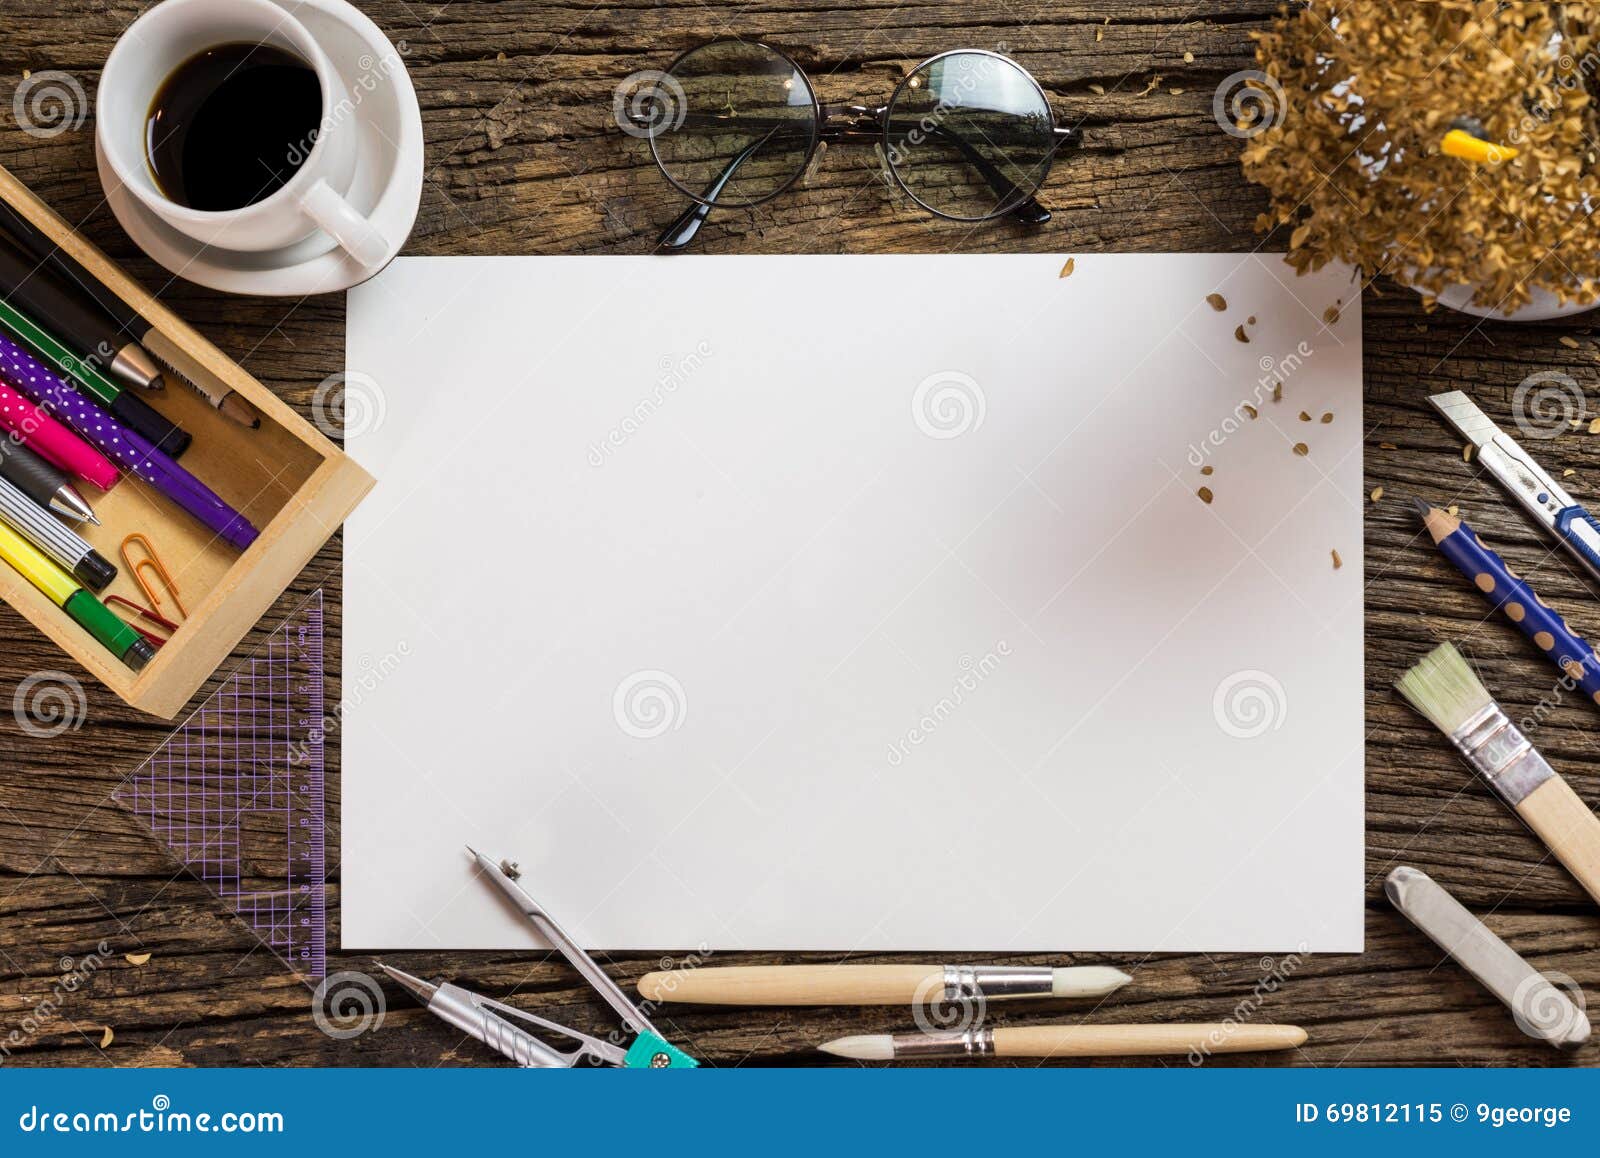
0,331,258,550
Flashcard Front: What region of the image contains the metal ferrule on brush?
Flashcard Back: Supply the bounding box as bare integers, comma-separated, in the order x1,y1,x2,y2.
893,1027,996,1058
1450,702,1555,807
942,965,1055,999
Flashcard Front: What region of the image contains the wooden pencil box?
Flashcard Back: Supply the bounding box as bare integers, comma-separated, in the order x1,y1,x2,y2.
0,164,373,718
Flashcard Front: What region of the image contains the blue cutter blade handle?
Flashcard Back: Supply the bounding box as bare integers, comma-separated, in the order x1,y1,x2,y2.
1554,505,1600,582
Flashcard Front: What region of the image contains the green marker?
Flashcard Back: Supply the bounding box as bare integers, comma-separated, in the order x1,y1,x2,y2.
0,516,154,670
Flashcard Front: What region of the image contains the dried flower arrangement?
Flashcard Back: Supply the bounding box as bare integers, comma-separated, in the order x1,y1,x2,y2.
1239,1,1600,313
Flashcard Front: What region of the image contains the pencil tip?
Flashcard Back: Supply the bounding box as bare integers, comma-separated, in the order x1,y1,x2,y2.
1407,496,1432,519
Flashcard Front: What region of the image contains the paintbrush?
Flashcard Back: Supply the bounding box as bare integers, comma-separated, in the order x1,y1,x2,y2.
1395,642,1600,907
818,1023,1306,1061
636,963,1132,1006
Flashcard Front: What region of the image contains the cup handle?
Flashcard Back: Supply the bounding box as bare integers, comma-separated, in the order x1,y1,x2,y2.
300,179,389,268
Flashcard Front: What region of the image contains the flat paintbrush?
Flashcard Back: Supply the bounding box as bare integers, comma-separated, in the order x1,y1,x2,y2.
1396,642,1600,907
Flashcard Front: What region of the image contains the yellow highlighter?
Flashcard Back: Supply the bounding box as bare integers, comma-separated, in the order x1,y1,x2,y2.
0,518,154,670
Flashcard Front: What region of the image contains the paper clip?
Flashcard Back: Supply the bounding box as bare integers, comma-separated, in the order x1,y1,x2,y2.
105,595,178,648
121,533,187,620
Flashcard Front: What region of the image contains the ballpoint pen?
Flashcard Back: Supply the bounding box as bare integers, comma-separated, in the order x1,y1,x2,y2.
1429,390,1600,585
0,438,97,524
0,198,259,427
0,236,163,391
380,847,697,1069
0,474,115,589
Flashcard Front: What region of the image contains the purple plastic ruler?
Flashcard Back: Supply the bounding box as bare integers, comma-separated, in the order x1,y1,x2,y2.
115,591,327,981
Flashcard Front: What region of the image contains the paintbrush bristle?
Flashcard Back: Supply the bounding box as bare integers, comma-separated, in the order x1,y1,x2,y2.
1395,643,1493,736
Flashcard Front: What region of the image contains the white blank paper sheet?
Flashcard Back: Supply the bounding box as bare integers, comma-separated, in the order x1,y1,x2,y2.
342,254,1364,952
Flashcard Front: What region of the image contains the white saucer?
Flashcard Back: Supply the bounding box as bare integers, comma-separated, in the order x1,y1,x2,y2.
97,0,423,296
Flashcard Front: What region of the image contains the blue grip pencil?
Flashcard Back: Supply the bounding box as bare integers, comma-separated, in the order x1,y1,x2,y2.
1416,499,1600,705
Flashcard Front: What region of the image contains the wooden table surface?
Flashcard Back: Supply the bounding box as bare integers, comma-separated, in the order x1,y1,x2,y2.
0,0,1597,1069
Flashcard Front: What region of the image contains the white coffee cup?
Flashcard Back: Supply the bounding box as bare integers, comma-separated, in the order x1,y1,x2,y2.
97,0,388,266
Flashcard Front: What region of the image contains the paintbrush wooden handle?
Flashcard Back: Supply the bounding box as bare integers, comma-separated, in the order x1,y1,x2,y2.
639,964,940,1005
1516,775,1600,907
991,1024,1306,1058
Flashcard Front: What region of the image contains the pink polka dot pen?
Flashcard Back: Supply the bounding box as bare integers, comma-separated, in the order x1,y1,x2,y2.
0,330,258,550
0,375,119,490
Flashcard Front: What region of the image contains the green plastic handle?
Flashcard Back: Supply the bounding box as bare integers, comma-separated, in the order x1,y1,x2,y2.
622,1032,698,1069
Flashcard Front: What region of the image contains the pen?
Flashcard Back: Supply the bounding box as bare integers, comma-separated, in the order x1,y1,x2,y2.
819,1022,1308,1060
0,332,258,550
0,237,162,392
0,438,96,524
0,375,119,489
636,963,1133,1005
0,201,259,428
0,473,114,589
0,517,153,669
0,297,189,458
1413,499,1600,705
1429,391,1600,585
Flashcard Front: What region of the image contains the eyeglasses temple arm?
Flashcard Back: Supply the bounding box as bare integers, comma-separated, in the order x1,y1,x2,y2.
656,137,768,251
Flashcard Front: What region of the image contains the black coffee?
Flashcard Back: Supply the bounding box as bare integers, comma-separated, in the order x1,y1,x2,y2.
146,43,322,212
